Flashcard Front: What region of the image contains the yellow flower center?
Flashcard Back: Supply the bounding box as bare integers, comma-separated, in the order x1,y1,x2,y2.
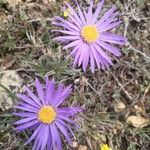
38,106,56,124
81,25,99,43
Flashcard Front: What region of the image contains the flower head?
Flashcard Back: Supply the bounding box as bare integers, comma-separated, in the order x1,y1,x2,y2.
100,144,111,150
63,8,71,18
52,0,126,72
14,78,81,150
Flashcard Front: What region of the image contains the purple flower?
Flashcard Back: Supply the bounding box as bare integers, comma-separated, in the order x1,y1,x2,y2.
14,78,81,150
52,0,126,72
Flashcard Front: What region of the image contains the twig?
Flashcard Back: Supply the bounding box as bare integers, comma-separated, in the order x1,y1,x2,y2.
87,81,101,95
27,18,52,23
111,72,133,101
128,44,150,61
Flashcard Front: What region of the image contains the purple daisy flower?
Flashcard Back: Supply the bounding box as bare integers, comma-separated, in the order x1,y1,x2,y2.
14,78,81,150
52,0,126,72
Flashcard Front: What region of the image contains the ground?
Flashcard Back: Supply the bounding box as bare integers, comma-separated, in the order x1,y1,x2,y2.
0,0,150,150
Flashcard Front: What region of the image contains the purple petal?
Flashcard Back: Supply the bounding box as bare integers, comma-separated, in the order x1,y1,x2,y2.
16,120,39,131
17,102,39,112
58,107,81,116
14,105,38,113
32,137,40,150
77,43,90,71
100,32,126,41
46,128,52,150
52,84,63,105
41,125,49,150
55,121,72,145
82,44,90,71
86,2,93,24
99,35,126,45
63,39,83,49
65,2,84,26
97,40,121,56
51,30,80,36
24,124,42,145
109,11,120,20
13,112,36,118
46,80,55,105
32,124,47,150
100,11,120,26
74,0,86,25
54,85,72,107
54,35,81,41
14,116,37,125
67,45,80,58
57,119,75,137
58,115,79,129
98,50,112,69
91,48,106,70
52,21,75,32
78,44,85,67
90,45,101,69
96,6,117,25
50,124,62,150
99,55,111,69
32,126,44,150
66,10,82,29
73,48,82,67
17,94,40,108
89,49,96,73
54,83,64,96
55,16,80,31
100,21,122,32
83,10,88,25
97,17,118,29
92,0,105,24
92,43,112,64
35,78,45,104
25,86,42,106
